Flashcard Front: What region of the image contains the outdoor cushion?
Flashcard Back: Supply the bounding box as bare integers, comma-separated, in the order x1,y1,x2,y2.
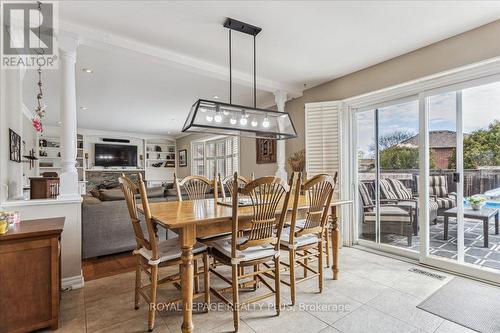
359,182,374,206
134,237,206,265
364,206,411,223
387,179,413,200
435,197,456,209
379,179,398,200
429,176,449,197
211,236,278,263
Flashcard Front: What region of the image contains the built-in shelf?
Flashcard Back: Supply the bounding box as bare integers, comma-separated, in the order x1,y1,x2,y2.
145,139,176,183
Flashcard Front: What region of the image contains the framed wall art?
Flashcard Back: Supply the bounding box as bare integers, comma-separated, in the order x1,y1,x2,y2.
9,129,21,163
256,138,276,164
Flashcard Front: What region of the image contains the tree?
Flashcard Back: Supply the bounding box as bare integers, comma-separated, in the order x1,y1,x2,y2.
369,130,414,153
380,146,436,169
448,120,500,169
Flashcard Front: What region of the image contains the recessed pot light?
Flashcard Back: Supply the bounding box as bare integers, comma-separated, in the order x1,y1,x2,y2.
82,68,93,73
57,121,62,125
213,95,219,99
79,106,88,111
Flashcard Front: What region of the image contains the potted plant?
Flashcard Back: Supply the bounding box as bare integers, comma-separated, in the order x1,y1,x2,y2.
467,196,486,211
287,149,306,193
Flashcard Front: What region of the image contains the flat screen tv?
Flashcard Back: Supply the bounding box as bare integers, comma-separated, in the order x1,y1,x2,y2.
94,143,137,167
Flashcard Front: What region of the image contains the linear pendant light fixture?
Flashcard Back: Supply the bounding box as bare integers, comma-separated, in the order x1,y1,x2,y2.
182,18,297,140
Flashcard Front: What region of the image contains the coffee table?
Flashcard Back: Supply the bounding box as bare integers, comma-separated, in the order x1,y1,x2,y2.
443,207,499,248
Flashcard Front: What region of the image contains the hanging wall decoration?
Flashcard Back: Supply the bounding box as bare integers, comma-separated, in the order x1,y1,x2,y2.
33,1,46,133
9,129,21,163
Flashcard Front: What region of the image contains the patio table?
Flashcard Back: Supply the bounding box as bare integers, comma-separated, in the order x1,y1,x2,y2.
443,207,499,248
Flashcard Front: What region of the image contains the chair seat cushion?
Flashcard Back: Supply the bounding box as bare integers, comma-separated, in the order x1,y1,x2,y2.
210,237,278,263
395,200,439,212
280,226,319,248
364,206,411,223
435,197,456,209
135,238,206,265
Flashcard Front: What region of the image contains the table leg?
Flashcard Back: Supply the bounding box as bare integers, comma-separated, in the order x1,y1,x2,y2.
443,215,449,240
483,218,489,248
495,212,499,235
330,206,339,280
180,225,196,333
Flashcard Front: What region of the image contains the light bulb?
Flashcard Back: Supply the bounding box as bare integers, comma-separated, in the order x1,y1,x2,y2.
240,116,248,126
230,117,237,125
262,117,270,128
214,112,222,123
205,114,213,122
251,118,258,127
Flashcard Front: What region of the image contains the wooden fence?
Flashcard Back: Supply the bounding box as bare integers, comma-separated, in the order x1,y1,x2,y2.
359,169,500,197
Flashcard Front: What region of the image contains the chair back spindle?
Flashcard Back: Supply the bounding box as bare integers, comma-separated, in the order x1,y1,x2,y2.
174,174,214,201
219,173,250,199
231,173,291,256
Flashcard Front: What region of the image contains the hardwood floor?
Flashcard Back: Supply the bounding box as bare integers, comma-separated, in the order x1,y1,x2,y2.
82,251,136,281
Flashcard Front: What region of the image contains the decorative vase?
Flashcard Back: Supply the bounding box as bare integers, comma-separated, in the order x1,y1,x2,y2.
0,220,8,235
471,203,482,211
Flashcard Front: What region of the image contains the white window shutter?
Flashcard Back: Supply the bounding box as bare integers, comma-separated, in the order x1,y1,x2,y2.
305,101,342,179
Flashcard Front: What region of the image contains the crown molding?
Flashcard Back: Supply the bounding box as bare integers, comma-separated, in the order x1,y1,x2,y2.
59,21,303,98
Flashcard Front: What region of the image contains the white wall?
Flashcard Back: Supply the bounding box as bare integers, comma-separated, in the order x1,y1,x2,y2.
0,68,25,201
1,199,84,289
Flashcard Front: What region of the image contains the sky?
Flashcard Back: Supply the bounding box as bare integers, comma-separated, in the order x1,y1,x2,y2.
356,80,500,158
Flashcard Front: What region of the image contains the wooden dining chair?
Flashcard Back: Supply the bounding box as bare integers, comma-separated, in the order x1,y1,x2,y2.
119,174,210,332
218,173,250,199
209,173,292,331
280,173,336,305
174,174,216,201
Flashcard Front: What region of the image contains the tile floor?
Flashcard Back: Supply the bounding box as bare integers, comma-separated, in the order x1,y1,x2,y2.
42,247,480,333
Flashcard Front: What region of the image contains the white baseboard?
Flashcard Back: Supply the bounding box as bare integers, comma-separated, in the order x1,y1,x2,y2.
62,272,85,290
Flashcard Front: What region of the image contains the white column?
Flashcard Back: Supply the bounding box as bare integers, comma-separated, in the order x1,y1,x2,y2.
58,36,80,200
274,90,288,180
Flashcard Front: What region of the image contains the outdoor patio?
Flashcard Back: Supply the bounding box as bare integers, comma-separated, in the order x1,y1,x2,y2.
377,216,500,270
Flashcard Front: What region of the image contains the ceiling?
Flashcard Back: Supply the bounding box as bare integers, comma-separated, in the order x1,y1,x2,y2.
22,1,500,136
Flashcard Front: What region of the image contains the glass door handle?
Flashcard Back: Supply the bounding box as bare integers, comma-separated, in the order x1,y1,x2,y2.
453,172,460,183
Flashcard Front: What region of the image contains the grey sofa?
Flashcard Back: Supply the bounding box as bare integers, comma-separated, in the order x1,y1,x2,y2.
82,195,171,259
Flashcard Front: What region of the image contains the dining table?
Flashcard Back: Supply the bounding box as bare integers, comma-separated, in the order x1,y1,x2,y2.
139,196,352,333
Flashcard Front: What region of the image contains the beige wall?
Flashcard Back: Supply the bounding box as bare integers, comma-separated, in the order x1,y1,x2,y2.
285,19,500,161
175,132,206,178
177,20,500,178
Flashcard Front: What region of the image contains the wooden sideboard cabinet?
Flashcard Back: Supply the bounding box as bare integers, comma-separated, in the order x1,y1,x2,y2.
0,217,64,333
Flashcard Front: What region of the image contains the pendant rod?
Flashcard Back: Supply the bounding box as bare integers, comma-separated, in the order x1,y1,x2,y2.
229,28,232,104
253,34,256,108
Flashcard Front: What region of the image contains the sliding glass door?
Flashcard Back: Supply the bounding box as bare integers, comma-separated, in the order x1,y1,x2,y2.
353,75,500,282
355,98,420,253
421,79,500,276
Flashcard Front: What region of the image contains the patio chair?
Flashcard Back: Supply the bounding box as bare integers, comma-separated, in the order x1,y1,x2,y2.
359,182,414,246
379,178,439,234
429,175,457,214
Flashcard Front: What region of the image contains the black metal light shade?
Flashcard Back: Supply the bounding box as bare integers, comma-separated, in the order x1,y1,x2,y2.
182,99,297,140
183,18,297,140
